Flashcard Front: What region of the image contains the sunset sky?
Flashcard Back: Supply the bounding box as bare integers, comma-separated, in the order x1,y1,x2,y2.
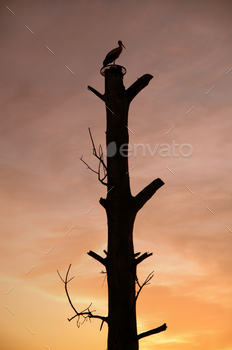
1,0,232,349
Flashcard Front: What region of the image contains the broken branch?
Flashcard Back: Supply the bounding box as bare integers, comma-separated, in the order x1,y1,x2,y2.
134,178,164,212
87,85,105,102
87,250,106,266
138,323,167,340
135,252,153,265
126,74,153,103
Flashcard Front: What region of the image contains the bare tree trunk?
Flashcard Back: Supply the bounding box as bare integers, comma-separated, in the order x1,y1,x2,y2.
61,66,166,350
99,66,164,350
104,68,137,350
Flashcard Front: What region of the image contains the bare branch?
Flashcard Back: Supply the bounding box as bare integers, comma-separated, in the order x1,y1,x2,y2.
135,252,153,265
126,74,153,104
80,128,108,186
89,130,107,172
135,271,154,302
138,323,167,340
87,85,105,102
57,264,79,316
87,250,106,266
98,144,107,184
57,269,65,283
89,127,97,155
100,319,104,331
80,156,99,175
134,178,164,213
57,264,108,329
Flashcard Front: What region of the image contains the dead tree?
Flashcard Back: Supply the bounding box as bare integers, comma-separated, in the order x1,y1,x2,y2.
58,65,166,350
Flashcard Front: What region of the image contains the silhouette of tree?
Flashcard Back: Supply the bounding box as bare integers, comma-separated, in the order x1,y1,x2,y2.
58,63,167,350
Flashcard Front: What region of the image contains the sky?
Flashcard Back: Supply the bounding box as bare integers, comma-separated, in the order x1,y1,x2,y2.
1,0,232,349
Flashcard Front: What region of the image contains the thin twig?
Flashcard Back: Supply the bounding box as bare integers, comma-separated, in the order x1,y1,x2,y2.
80,156,98,175
57,264,108,329
79,128,108,186
135,271,154,302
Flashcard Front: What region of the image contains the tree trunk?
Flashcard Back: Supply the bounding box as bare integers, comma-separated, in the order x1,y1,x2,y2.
104,67,137,350
89,65,165,350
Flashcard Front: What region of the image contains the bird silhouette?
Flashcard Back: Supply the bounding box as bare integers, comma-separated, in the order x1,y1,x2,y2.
103,41,125,67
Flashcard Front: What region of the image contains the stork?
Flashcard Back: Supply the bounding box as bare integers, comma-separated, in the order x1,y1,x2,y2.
103,40,126,67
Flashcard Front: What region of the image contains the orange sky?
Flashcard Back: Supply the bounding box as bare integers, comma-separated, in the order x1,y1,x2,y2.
1,0,232,349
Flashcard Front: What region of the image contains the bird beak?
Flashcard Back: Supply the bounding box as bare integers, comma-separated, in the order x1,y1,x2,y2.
122,43,126,49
